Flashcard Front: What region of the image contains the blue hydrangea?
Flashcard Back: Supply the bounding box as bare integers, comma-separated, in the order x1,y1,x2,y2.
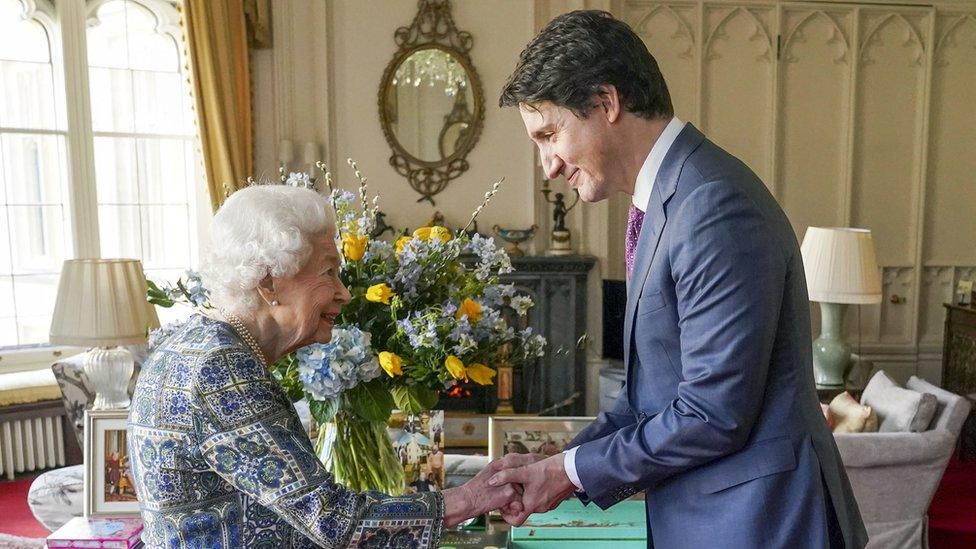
297,326,380,401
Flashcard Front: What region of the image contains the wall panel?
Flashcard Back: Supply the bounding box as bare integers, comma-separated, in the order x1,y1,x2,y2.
923,14,976,265
779,7,852,239
702,5,776,186
850,10,929,266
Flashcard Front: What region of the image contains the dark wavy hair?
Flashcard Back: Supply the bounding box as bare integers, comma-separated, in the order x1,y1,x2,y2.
499,10,673,120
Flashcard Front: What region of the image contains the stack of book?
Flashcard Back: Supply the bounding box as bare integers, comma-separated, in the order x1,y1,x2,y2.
47,516,143,549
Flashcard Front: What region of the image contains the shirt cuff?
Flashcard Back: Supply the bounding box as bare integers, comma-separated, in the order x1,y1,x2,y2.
563,446,584,491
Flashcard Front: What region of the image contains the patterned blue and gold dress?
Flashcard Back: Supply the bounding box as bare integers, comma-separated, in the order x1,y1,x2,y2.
127,314,444,548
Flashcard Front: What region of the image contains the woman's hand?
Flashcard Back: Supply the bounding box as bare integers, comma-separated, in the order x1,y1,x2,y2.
441,457,525,527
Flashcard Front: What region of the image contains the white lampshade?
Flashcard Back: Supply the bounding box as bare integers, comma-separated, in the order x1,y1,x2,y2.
801,227,882,304
49,259,159,347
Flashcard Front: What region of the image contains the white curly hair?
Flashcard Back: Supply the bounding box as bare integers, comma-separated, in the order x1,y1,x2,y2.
201,184,336,316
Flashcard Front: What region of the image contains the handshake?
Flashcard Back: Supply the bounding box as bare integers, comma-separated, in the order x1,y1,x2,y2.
441,452,578,528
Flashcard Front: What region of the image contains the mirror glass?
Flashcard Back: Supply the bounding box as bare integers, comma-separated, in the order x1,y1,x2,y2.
385,47,475,163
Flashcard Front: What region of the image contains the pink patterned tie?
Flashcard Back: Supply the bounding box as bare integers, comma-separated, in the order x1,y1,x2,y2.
626,204,645,278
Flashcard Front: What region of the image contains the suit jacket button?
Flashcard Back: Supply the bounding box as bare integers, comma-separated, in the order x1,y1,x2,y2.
638,412,647,420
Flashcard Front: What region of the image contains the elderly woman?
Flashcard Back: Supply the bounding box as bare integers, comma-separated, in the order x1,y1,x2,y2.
127,185,519,548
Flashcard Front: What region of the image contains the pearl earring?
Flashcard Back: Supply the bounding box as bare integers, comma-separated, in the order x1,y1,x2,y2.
271,300,279,306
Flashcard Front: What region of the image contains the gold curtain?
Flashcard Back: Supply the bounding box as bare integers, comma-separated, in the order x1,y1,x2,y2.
182,0,253,211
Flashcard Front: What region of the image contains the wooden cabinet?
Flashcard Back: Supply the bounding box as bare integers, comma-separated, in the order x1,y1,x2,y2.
943,303,976,457
616,0,976,384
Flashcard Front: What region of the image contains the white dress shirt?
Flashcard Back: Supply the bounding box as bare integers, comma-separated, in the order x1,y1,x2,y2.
563,116,686,492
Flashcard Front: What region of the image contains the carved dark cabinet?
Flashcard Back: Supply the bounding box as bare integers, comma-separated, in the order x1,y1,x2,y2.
943,303,976,458
504,255,595,416
439,255,595,415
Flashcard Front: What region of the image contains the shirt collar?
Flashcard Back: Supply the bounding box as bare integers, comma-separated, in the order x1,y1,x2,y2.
632,117,686,212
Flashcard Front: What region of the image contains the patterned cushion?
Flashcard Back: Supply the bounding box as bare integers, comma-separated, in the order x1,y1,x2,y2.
26,464,84,532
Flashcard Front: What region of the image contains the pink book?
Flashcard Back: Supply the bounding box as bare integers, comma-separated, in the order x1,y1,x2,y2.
46,516,144,549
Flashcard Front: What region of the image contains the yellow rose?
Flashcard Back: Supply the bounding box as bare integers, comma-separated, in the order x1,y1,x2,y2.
365,283,394,305
455,298,482,323
341,233,368,261
465,363,496,386
378,352,403,378
395,236,413,255
429,226,451,243
412,227,432,241
445,355,467,380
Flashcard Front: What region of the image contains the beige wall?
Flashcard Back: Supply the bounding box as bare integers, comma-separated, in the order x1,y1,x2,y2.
252,0,616,413
253,0,539,236
253,0,976,407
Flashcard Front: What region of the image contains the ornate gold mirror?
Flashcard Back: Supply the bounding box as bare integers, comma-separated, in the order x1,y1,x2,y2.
379,0,484,205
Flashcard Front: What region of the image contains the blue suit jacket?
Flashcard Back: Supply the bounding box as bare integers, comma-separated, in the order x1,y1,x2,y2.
570,124,868,548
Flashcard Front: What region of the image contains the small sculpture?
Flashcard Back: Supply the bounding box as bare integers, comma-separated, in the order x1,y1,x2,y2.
493,225,538,257
540,180,580,255
370,211,395,239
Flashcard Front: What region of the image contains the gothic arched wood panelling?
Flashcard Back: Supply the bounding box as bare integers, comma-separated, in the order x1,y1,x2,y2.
702,5,775,186
779,7,852,241
924,14,976,265
627,3,700,124
851,9,929,267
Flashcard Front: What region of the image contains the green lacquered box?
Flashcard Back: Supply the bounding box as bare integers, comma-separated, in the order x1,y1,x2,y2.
509,499,647,548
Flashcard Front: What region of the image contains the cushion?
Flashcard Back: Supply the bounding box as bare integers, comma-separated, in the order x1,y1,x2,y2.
861,370,937,432
827,391,878,433
0,368,62,406
27,464,84,532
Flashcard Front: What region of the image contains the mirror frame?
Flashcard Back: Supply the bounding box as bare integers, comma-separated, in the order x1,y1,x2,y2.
378,0,485,205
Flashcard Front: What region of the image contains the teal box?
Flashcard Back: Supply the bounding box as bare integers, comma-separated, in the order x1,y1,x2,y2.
509,499,647,548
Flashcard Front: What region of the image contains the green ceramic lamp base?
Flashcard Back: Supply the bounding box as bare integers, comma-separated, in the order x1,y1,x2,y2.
812,302,852,388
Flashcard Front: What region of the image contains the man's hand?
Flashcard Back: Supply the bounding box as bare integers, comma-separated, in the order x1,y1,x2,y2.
488,452,575,526
442,455,529,527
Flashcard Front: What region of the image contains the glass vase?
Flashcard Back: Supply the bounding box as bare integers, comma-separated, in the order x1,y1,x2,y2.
315,412,404,495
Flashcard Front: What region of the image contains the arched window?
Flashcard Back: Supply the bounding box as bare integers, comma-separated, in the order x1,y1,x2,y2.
0,0,205,358
0,0,70,347
87,0,201,302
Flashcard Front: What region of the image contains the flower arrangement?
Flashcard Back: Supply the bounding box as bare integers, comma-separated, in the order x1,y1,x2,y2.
269,160,546,492
148,160,546,494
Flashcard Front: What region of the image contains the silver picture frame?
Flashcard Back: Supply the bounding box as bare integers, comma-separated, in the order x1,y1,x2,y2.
84,409,140,517
488,416,595,460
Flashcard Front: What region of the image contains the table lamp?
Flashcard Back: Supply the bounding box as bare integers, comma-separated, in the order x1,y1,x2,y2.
800,228,882,388
49,259,159,409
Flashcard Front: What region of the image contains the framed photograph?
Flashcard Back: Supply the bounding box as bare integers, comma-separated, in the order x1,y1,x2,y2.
443,412,489,449
387,410,446,493
84,409,140,517
488,416,595,460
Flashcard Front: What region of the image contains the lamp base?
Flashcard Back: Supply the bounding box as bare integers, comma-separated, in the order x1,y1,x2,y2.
812,302,852,389
85,346,134,410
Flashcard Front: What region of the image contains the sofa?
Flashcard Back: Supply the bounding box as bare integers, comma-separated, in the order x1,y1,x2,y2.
834,375,971,548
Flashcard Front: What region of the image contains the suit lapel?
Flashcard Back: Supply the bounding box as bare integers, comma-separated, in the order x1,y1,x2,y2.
623,123,706,375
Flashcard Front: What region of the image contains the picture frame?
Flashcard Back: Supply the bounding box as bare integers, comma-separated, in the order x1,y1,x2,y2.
488,416,595,460
443,412,489,449
84,409,140,517
387,410,446,494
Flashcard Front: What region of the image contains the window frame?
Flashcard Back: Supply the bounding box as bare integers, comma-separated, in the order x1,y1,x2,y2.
0,0,209,371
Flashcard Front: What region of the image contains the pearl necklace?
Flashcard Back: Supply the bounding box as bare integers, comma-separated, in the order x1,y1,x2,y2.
220,309,269,368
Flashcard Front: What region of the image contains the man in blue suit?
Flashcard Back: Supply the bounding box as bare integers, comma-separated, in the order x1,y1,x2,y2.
490,10,868,548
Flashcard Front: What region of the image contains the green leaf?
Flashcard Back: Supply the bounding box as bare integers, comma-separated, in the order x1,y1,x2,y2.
391,385,439,414
346,379,395,421
308,399,340,423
